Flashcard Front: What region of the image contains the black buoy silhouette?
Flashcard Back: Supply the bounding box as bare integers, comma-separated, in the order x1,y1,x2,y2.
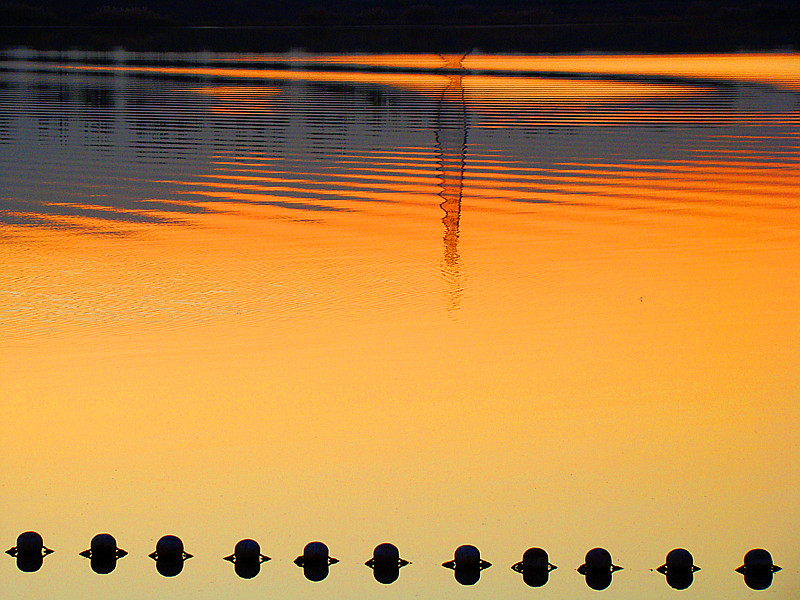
511,547,557,587
578,547,622,591
148,535,192,577
365,542,410,584
442,545,491,585
656,548,700,590
223,539,270,579
6,531,53,573
79,533,127,574
294,541,338,582
736,549,781,590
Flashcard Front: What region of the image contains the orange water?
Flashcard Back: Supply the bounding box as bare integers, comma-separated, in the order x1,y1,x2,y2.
1,52,799,599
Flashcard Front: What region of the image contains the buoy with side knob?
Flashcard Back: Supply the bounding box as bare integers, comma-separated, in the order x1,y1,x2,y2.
365,542,410,584
655,548,700,590
79,533,127,574
511,547,557,587
577,547,622,590
442,545,492,585
223,538,270,579
5,531,54,573
148,535,193,577
736,549,781,590
294,541,338,582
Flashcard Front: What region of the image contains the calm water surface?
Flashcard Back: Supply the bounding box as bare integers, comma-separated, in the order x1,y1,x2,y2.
1,51,799,599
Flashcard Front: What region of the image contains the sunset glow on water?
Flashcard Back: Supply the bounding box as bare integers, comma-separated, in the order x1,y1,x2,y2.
1,52,799,599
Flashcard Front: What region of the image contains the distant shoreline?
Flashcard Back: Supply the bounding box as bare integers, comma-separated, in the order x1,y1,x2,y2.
1,22,797,54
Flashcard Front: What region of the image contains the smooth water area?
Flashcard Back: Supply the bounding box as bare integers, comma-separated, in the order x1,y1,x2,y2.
1,52,799,599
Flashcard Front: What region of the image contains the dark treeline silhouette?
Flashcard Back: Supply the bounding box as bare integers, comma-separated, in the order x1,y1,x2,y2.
2,0,798,27
1,0,798,51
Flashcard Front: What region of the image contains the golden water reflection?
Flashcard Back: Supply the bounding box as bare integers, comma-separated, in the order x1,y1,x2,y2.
0,52,799,599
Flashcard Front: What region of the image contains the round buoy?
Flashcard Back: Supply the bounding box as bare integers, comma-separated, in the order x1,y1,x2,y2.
583,547,612,572
523,547,551,570
737,549,781,591
15,532,44,556
443,545,490,584
454,545,481,567
90,534,118,561
223,539,269,579
373,543,400,565
511,548,556,588
665,548,695,572
742,549,779,572
234,539,261,561
657,548,698,589
79,533,126,575
294,541,337,580
366,543,408,585
149,535,191,578
578,548,620,591
302,541,330,563
156,535,185,559
6,532,52,573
